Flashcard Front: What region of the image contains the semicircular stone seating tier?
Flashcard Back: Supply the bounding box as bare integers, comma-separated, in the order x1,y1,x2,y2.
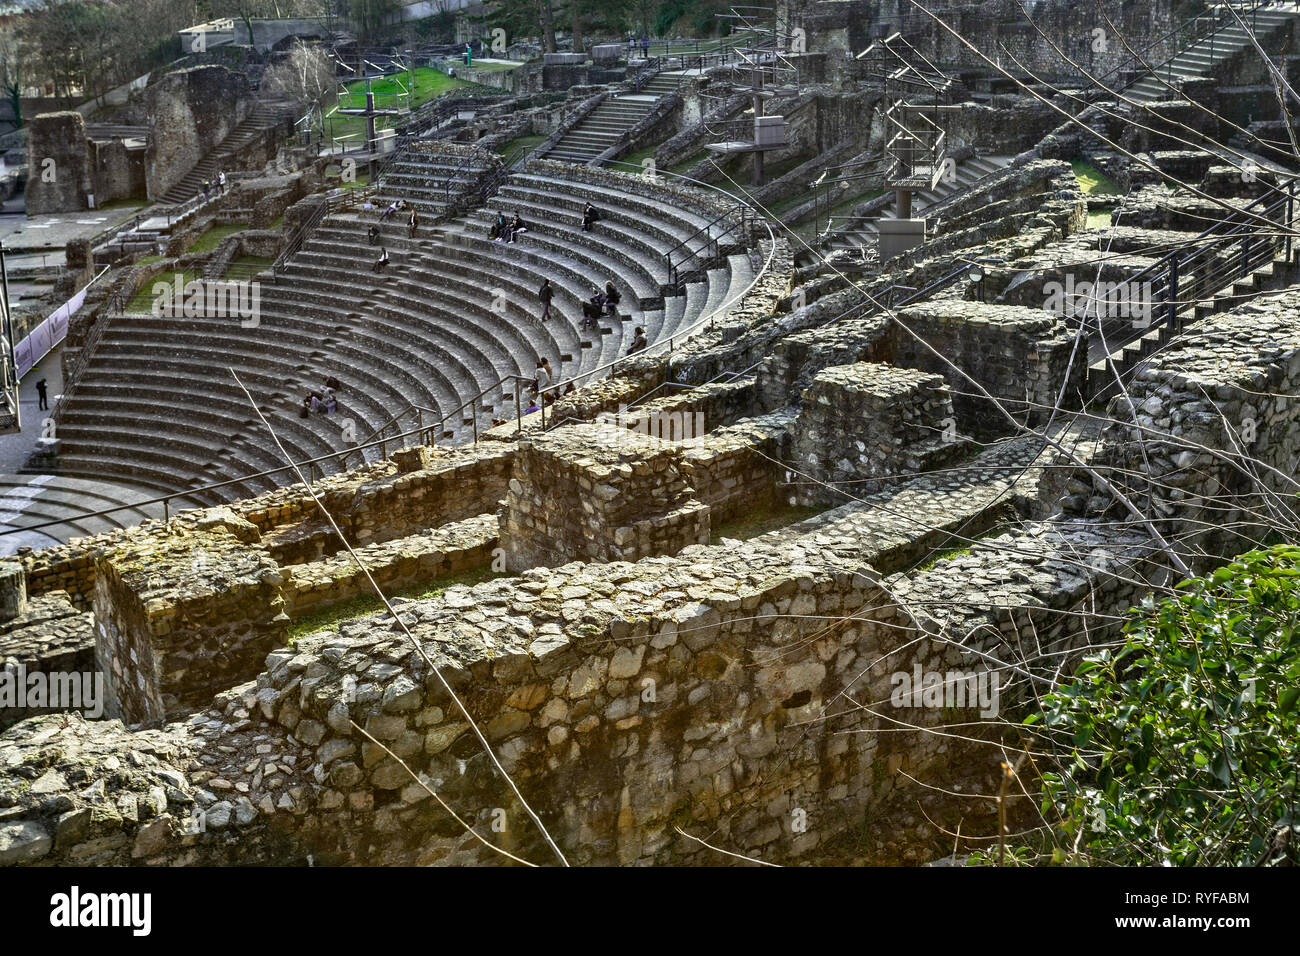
45,162,758,505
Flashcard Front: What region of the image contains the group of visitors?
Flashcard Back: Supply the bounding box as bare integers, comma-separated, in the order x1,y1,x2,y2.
380,199,409,222
525,355,576,414
201,171,227,201
627,35,652,58
581,280,621,330
301,376,343,417
490,211,528,243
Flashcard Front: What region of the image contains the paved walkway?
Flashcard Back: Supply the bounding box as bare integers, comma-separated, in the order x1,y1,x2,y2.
0,205,142,254
0,341,63,473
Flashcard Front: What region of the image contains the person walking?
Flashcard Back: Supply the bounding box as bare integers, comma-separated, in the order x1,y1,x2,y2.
218,170,227,195
35,378,48,411
538,277,553,321
642,35,650,58
534,358,552,399
202,179,211,200
368,224,380,245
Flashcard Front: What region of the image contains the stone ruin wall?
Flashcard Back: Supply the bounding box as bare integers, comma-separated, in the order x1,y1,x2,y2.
3,278,1297,865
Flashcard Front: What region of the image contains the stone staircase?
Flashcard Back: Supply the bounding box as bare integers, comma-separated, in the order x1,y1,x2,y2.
373,146,500,217
159,97,299,204
44,166,758,503
1126,2,1300,102
540,95,660,163
803,153,1013,266
0,474,171,554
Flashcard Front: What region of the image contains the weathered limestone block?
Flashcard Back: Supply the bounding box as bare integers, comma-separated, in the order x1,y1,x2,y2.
0,562,26,622
0,590,96,730
25,112,94,214
93,509,290,723
791,363,971,506
500,422,710,571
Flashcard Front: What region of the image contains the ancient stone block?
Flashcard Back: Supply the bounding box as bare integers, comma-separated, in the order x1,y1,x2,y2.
92,510,290,723
500,422,710,571
791,362,971,506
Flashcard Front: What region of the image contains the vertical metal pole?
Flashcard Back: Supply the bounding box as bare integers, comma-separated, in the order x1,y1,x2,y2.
164,497,170,522
515,383,521,434
1288,182,1295,263
0,241,16,433
1167,257,1180,330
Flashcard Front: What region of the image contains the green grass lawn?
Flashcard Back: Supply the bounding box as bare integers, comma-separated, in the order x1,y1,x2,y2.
223,254,274,278
124,268,198,313
96,197,149,211
1087,209,1115,230
287,566,500,643
1072,159,1121,196
186,223,246,254
710,502,825,544
328,67,475,143
498,134,545,161
620,145,658,169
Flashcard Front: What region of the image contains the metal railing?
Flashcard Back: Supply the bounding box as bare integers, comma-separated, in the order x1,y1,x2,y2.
336,372,542,470
1085,177,1296,395
1092,0,1273,94
666,204,754,289
272,200,329,275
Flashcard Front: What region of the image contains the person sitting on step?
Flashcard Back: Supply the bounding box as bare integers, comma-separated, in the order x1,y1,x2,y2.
603,280,621,317
627,326,647,355
373,247,390,273
581,288,605,330
506,211,526,243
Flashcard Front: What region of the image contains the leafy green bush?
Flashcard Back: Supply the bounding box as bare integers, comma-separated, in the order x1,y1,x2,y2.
1033,546,1300,865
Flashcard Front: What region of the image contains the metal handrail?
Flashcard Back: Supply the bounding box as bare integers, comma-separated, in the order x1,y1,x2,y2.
8,164,777,541
272,200,329,275
666,203,751,288
1085,178,1295,372
336,372,541,468
1093,0,1271,93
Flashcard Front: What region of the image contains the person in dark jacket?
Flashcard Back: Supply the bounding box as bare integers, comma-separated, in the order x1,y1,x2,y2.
582,203,600,232
627,326,647,355
538,278,553,320
603,280,621,317
581,288,605,330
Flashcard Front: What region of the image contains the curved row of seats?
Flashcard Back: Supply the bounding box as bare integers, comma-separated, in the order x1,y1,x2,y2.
48,164,759,502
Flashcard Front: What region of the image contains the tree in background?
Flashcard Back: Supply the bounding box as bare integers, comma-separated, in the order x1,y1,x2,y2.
261,40,334,111
347,0,400,40
0,27,24,129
